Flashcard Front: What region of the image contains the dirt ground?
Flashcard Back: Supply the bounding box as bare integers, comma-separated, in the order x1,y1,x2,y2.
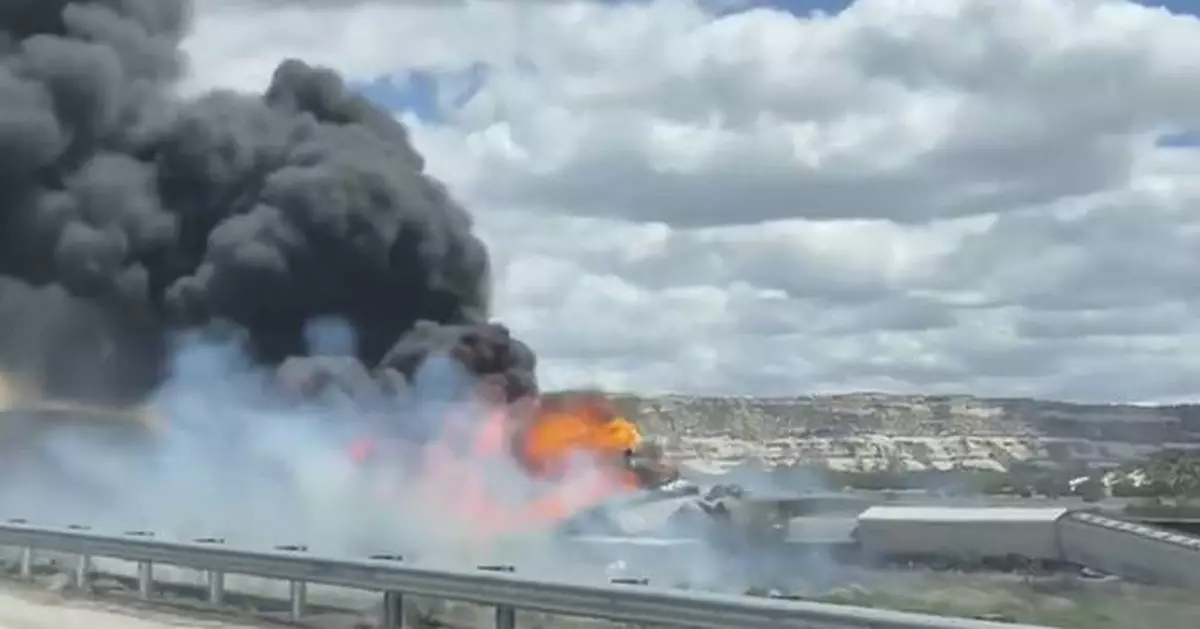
0,582,274,629
796,569,1200,628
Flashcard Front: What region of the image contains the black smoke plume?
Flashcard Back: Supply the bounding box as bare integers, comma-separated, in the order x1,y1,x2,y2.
0,0,537,406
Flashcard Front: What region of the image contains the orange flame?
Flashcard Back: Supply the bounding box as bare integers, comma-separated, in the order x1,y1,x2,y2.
519,395,641,476
349,393,645,540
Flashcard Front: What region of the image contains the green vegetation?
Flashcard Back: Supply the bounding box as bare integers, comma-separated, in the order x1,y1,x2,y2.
772,461,1091,498
1121,500,1200,518
770,449,1200,502
748,576,1200,629
810,583,1198,628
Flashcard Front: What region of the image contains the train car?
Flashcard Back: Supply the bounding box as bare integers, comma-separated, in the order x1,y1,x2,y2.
855,505,1069,565
1057,510,1200,587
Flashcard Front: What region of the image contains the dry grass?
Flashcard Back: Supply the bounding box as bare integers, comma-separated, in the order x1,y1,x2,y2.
803,572,1200,628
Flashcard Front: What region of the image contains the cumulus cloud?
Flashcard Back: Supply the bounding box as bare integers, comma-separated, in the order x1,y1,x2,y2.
182,0,1200,402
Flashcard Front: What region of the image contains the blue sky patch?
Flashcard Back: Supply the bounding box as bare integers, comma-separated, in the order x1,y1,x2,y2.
352,62,489,124
1136,0,1200,13
353,72,440,121
711,0,850,16
1157,129,1200,148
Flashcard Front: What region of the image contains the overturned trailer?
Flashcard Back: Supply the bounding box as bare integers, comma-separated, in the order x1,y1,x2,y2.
854,506,1071,570
553,482,819,586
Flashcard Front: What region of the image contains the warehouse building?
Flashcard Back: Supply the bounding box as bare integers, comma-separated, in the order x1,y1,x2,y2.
1058,510,1200,587
854,504,1200,587
855,505,1068,568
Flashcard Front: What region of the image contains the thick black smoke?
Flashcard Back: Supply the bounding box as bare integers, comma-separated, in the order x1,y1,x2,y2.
0,0,537,406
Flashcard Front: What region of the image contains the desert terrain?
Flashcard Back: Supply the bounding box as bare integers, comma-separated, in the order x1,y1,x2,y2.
607,393,1200,473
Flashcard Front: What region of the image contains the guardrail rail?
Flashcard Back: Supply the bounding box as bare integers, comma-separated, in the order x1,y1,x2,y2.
0,519,1052,629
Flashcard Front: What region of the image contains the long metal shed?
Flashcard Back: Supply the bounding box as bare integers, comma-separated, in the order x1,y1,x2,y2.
855,506,1069,562
1058,510,1200,587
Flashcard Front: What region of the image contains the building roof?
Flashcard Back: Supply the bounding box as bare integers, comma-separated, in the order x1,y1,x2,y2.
858,505,1070,523
786,516,859,544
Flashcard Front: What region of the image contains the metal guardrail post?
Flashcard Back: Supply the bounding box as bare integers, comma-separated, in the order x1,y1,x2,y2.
288,580,307,621
479,564,517,629
277,544,308,620
68,525,91,589
207,570,225,605
382,590,405,629
74,554,90,588
9,519,30,579
196,537,226,605
371,554,407,629
137,561,153,599
17,547,32,580
125,531,155,599
494,604,516,629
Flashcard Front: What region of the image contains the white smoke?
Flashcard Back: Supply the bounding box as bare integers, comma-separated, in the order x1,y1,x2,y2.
0,320,800,592
0,321,529,561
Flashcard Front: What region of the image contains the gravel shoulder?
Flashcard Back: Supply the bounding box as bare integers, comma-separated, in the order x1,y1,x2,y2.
0,581,274,629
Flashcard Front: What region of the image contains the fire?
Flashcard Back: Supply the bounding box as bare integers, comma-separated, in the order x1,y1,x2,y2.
518,394,641,477
349,392,647,539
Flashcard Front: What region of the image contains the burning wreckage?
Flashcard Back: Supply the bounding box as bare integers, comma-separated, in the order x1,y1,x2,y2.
272,366,760,547
325,386,776,552
0,362,771,559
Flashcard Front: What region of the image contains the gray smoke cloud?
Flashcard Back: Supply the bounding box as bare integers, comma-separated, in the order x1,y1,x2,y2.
0,0,537,406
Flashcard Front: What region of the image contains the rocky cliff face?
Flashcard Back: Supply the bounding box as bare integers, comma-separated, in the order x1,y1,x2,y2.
606,393,1200,473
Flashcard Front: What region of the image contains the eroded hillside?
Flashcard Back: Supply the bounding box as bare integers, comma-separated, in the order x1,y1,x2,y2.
606,393,1200,472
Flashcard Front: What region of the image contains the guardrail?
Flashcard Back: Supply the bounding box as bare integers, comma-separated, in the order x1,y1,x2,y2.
0,520,1051,629
1066,511,1200,550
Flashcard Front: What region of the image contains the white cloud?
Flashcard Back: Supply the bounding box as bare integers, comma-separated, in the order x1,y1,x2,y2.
183,0,1200,402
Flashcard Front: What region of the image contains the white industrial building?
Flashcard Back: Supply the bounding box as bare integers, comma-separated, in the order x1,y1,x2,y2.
855,506,1069,562
852,504,1200,587
1058,510,1200,586
570,494,1200,588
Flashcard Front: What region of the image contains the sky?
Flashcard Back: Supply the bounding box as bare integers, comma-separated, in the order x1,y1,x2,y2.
183,0,1200,403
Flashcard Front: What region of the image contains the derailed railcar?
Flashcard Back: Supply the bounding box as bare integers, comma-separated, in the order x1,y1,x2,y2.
855,505,1070,569
1057,510,1200,587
